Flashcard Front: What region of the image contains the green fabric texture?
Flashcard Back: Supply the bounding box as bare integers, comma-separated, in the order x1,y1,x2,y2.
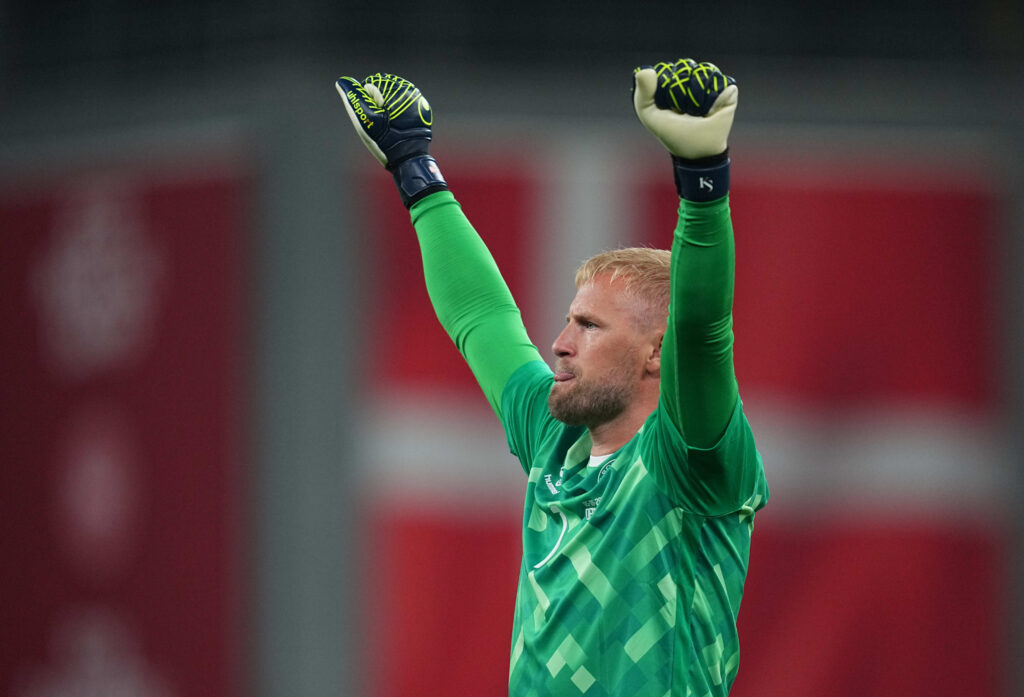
410,191,542,416
663,197,739,449
499,360,765,696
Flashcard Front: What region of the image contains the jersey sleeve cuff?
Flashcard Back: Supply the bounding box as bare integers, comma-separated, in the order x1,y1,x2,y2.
672,153,730,202
391,155,449,208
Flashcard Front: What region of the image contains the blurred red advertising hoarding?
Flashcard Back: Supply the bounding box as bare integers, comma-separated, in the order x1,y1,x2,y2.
0,165,248,697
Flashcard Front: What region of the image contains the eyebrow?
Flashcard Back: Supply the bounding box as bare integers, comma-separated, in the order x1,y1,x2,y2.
567,308,601,325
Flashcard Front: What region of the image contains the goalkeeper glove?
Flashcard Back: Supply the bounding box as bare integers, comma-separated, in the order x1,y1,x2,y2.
633,59,738,201
335,73,448,208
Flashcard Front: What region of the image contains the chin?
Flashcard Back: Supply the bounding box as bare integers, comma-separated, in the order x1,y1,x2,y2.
547,396,582,426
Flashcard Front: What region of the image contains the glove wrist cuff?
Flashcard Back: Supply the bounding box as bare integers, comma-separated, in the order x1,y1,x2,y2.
672,152,729,201
391,155,449,208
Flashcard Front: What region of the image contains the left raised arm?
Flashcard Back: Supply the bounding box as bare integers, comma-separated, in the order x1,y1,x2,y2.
633,58,740,449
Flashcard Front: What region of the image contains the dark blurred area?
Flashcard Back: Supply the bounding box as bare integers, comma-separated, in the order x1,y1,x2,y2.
2,0,1024,79
2,0,1021,88
3,0,1022,141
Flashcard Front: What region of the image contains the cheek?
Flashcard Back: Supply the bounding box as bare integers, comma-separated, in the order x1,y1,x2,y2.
600,343,645,378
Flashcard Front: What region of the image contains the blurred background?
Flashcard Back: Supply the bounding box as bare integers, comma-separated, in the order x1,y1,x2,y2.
2,1,1023,695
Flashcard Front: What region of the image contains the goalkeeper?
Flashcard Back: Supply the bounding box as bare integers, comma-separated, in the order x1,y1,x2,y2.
336,58,768,697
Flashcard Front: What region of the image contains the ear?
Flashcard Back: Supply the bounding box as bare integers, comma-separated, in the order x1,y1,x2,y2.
644,330,663,377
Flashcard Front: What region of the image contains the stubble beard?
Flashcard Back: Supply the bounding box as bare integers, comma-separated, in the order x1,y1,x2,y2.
547,370,635,428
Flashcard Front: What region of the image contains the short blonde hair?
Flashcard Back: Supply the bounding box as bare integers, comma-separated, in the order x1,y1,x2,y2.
575,247,671,329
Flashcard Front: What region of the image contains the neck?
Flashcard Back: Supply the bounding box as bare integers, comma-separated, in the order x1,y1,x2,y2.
587,398,656,456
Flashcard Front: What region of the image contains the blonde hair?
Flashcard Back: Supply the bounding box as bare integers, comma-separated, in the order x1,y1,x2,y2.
575,247,671,329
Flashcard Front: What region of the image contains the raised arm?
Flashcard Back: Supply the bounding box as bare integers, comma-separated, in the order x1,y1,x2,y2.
335,73,541,415
633,59,741,449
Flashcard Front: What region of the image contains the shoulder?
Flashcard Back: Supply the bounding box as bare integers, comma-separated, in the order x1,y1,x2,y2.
499,360,560,466
501,360,553,409
639,398,765,515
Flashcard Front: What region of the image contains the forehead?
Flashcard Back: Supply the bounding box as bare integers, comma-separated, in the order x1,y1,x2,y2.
569,274,638,317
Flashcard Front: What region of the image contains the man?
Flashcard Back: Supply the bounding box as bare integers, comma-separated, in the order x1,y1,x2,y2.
336,58,767,697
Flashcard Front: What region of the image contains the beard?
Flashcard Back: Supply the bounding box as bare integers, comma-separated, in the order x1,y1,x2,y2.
547,364,637,428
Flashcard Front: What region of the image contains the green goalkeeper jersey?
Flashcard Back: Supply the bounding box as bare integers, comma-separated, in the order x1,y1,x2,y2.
501,364,764,697
409,190,767,697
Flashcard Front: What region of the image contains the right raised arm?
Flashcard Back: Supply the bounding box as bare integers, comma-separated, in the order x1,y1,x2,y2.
411,192,541,415
335,73,542,416
335,73,450,207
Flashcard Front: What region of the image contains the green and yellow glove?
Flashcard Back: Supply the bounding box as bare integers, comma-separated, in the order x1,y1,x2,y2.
633,59,738,201
335,73,448,207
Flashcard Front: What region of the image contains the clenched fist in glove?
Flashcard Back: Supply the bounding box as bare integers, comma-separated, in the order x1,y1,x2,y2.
633,59,738,201
335,73,448,208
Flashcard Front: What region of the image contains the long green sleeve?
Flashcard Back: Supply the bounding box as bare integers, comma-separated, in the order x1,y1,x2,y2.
661,195,740,449
409,191,543,416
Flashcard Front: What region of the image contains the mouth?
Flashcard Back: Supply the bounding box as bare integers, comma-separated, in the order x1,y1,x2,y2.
553,371,575,383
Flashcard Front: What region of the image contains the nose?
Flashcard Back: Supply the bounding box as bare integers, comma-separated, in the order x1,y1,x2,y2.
552,324,574,358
